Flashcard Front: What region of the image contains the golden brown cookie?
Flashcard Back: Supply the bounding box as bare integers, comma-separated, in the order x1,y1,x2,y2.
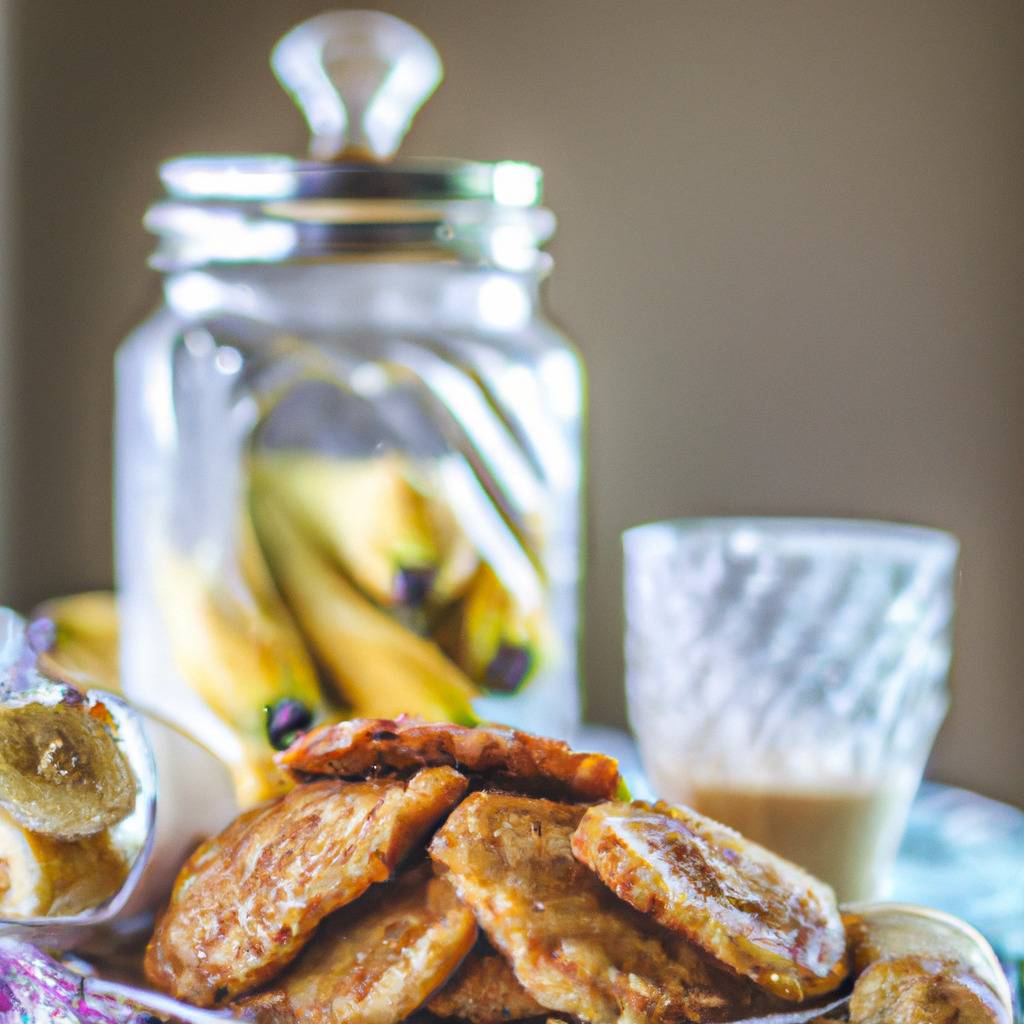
572,800,848,1002
145,767,467,1006
259,865,477,1024
278,717,622,802
427,946,549,1023
429,792,762,1024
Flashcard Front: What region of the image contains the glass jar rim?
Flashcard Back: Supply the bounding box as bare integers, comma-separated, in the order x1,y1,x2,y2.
148,157,552,271
623,516,960,563
159,155,543,205
145,196,555,272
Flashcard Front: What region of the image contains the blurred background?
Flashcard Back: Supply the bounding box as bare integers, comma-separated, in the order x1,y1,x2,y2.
0,0,1021,804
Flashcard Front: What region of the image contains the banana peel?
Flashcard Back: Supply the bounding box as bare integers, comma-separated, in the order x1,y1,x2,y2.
436,563,553,694
251,451,443,610
250,489,479,725
30,592,120,693
0,807,128,918
156,513,326,807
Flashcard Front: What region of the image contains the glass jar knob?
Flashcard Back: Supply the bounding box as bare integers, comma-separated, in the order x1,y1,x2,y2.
271,9,443,162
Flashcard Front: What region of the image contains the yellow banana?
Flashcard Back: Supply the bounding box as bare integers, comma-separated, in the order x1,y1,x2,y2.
229,744,293,808
436,563,552,694
251,451,443,609
30,591,120,693
156,509,326,807
0,808,128,918
250,489,478,725
157,551,321,740
424,484,480,609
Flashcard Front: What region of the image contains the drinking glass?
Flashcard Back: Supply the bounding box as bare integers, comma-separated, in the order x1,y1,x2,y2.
623,517,959,901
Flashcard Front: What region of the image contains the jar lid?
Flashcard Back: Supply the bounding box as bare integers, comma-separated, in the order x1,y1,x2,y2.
158,11,542,208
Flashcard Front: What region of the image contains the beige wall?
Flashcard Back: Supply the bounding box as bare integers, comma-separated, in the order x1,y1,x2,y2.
0,1,11,592
4,1,1023,804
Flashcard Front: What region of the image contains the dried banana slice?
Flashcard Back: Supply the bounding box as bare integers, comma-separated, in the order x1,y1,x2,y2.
0,692,137,841
0,807,128,918
842,904,1010,995
849,955,1008,1024
572,800,848,1002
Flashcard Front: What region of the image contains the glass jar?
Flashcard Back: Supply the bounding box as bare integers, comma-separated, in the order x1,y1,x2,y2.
114,12,584,804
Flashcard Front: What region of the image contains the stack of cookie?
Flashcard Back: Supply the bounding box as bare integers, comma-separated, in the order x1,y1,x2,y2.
143,718,1006,1024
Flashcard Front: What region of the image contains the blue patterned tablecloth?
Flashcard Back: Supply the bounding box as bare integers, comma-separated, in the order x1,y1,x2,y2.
892,782,1024,962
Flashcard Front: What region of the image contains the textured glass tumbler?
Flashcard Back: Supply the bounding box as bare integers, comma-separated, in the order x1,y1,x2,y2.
624,517,959,900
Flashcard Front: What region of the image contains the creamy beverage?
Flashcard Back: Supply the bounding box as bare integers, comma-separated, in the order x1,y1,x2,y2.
648,770,916,902
623,520,957,903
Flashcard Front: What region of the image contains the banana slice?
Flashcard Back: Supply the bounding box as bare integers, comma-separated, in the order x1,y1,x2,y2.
572,800,849,1003
848,955,1008,1024
0,806,128,917
0,696,137,841
842,904,1014,1018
